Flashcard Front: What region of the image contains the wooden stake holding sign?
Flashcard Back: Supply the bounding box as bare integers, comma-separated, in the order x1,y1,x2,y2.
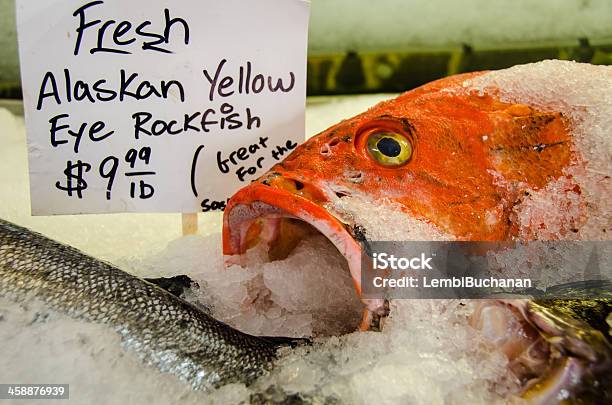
182,213,198,236
16,0,310,231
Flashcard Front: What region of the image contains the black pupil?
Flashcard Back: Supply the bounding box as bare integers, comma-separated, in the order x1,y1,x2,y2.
377,137,401,157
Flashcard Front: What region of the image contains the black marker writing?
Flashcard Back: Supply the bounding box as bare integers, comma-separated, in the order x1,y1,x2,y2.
217,136,269,174
99,155,119,200
190,145,205,197
49,113,113,153
130,180,155,199
37,69,185,111
201,198,229,212
271,139,298,161
73,1,189,56
132,104,260,138
55,160,92,198
203,59,295,102
37,2,301,209
126,146,151,167
124,146,156,199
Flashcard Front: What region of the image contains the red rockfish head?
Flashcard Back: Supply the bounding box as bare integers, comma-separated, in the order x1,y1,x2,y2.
222,63,609,328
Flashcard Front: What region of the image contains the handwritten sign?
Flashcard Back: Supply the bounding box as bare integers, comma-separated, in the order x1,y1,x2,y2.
16,0,310,215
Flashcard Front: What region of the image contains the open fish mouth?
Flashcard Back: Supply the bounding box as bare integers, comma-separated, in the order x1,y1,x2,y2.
222,175,612,402
222,173,387,331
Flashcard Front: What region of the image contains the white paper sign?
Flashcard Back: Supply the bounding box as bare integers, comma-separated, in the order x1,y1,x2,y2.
16,0,310,215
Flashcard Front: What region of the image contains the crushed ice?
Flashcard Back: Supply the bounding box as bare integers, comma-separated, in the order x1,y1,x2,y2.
134,232,363,338
122,197,523,403
463,60,612,240
0,297,239,405
2,61,611,403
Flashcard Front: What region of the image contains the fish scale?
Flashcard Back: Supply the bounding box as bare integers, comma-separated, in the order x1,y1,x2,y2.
221,61,611,401
0,219,280,390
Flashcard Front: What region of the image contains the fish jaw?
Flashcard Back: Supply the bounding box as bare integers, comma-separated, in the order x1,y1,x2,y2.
472,299,612,403
222,180,386,329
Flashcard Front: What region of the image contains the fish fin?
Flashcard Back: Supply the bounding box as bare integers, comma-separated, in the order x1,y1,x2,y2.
144,275,197,297
259,336,311,348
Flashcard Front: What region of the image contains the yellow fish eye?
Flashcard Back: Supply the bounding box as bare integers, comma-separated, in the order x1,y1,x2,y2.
366,131,413,166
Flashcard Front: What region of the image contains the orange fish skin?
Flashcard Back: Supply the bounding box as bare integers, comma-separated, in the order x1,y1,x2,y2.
224,71,575,249
221,68,608,401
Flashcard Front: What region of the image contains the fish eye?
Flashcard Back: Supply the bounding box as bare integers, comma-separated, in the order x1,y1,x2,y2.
366,131,413,166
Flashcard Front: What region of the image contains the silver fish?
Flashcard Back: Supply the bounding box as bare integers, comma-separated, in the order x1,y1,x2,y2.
0,218,289,391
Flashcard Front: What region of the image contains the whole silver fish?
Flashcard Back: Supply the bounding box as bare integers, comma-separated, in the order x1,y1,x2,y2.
0,219,285,391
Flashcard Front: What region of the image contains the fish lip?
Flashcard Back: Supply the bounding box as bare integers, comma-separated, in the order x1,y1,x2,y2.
222,183,362,293
222,183,386,321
